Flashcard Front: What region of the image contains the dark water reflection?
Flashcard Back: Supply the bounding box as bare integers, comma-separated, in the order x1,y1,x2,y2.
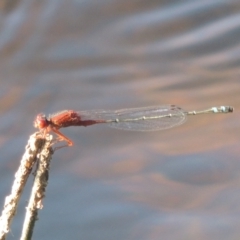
0,1,239,239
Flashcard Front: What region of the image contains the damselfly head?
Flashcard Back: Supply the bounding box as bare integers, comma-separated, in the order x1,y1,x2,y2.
34,114,48,129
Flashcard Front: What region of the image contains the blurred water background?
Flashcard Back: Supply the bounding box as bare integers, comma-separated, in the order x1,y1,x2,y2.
0,0,239,239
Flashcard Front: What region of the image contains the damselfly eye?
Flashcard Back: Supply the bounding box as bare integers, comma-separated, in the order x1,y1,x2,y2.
34,114,48,129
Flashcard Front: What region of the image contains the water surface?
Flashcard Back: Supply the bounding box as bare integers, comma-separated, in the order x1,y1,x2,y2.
0,1,239,239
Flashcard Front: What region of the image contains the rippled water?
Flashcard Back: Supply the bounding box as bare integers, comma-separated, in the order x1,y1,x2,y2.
0,1,239,239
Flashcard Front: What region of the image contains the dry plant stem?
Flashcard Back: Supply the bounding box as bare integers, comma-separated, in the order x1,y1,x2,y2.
0,133,46,240
20,135,53,240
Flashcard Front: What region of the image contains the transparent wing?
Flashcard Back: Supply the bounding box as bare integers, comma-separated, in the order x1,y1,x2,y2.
79,105,187,131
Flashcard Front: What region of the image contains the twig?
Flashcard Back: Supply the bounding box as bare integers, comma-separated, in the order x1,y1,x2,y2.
0,133,46,240
20,135,53,240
